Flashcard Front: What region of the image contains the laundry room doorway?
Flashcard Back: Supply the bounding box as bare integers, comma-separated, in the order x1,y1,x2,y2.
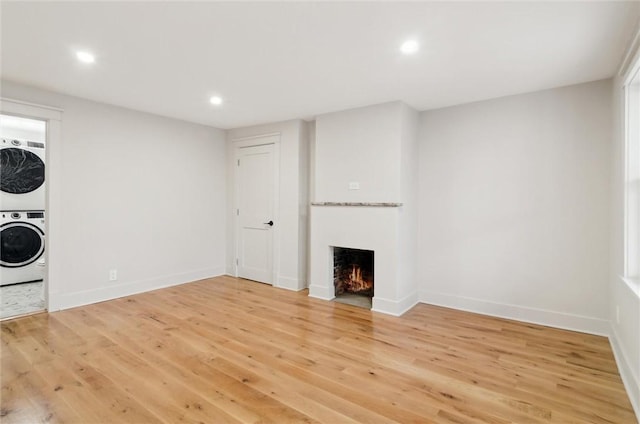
0,114,47,319
0,98,62,320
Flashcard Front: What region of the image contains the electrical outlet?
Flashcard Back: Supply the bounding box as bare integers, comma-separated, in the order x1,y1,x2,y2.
349,181,360,190
109,269,118,281
616,305,620,324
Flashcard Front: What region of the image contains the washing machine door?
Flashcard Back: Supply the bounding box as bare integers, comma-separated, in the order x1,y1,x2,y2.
0,222,45,268
0,145,45,194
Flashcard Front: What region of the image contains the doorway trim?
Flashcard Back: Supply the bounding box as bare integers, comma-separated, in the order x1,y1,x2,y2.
231,133,281,287
1,97,63,312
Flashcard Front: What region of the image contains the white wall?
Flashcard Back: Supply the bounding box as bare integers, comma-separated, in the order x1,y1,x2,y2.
610,44,640,416
1,80,227,310
397,104,419,301
297,121,310,287
226,119,309,290
315,102,402,203
418,79,613,335
308,121,316,202
307,120,316,285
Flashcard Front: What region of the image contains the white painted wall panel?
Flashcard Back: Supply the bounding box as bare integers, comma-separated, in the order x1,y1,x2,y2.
418,79,612,332
315,102,402,203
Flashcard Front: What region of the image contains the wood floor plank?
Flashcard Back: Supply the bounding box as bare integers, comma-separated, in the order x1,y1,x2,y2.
1,276,636,423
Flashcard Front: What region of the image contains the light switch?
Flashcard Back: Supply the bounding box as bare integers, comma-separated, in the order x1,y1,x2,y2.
349,182,360,190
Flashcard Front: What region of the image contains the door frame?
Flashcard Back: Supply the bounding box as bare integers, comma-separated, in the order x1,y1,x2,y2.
232,133,281,286
1,97,63,312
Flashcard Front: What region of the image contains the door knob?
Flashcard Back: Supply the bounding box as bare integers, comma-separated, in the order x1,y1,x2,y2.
263,220,274,226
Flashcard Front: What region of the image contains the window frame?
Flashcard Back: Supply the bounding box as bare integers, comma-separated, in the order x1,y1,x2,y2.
622,52,640,294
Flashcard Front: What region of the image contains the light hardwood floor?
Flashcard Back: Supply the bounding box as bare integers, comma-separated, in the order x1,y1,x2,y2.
1,276,636,423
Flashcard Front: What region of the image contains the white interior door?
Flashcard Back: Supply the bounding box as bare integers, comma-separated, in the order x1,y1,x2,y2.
236,143,276,284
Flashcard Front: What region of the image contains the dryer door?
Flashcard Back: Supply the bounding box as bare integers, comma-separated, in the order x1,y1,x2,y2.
0,146,45,194
0,222,45,268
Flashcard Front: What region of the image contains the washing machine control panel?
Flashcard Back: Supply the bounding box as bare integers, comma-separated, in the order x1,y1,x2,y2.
2,139,45,149
2,212,45,220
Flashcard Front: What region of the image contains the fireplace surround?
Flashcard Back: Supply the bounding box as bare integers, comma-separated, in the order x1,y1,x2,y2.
308,203,418,316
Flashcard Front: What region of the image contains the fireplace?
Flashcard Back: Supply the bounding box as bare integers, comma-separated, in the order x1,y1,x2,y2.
309,205,415,315
333,246,374,309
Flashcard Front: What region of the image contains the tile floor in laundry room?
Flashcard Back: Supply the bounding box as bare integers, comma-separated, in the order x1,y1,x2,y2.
0,281,45,320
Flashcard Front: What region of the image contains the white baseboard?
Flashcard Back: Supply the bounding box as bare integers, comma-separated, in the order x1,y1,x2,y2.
308,286,420,317
276,275,306,291
308,284,334,300
373,292,419,317
418,290,610,336
609,324,640,422
48,266,225,311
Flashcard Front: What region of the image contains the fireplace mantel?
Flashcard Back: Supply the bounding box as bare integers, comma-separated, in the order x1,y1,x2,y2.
311,202,403,207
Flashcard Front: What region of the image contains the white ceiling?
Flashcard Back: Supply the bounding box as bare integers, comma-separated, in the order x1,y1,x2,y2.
2,2,639,129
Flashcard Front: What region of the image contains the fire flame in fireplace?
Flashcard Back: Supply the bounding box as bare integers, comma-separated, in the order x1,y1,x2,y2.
346,265,372,292
334,247,374,296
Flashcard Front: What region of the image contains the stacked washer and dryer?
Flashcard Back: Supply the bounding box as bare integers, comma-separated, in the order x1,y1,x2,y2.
0,137,46,287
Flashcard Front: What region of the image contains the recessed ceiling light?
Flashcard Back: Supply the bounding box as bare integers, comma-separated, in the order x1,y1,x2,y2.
209,96,223,106
400,39,419,55
76,51,95,64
